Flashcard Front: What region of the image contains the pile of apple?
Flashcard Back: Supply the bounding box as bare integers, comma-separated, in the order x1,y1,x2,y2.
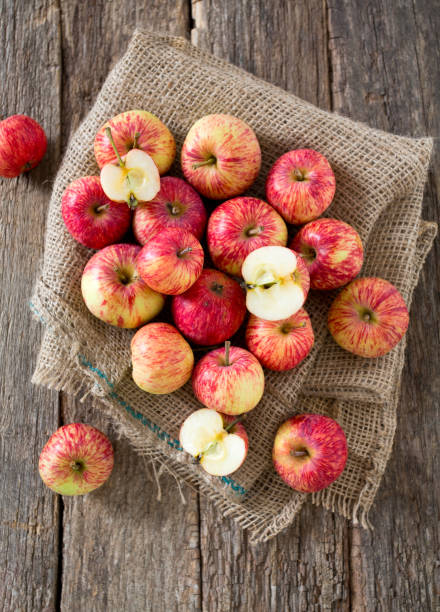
0,110,409,496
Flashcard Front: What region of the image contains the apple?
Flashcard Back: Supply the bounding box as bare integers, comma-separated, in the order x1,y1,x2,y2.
266,149,336,224
245,308,314,371
133,176,207,245
137,227,204,295
272,414,348,492
61,175,131,249
207,197,288,276
179,409,248,476
327,277,409,358
131,322,194,394
94,109,175,175
181,114,261,199
242,246,307,321
38,423,114,495
290,218,364,290
172,268,246,345
192,341,265,415
0,114,47,178
81,243,164,328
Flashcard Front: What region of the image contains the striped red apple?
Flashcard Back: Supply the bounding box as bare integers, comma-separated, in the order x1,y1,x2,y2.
0,114,47,178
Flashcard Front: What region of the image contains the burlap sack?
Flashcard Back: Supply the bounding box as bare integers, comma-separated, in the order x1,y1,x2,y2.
31,31,437,543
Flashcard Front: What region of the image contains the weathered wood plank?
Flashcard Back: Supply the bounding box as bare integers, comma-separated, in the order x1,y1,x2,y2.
0,1,62,610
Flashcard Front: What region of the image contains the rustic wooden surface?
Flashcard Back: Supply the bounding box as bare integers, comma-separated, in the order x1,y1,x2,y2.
0,1,438,610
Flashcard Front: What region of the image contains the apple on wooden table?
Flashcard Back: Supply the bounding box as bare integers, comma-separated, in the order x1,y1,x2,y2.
0,114,47,178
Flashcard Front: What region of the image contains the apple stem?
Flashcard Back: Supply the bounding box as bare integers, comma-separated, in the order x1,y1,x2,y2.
166,202,181,216
133,131,141,149
192,156,216,170
106,127,125,167
128,193,138,209
293,168,306,181
70,460,83,471
95,203,109,214
363,312,371,323
177,246,192,257
224,416,244,432
247,226,264,236
224,340,231,366
293,449,308,457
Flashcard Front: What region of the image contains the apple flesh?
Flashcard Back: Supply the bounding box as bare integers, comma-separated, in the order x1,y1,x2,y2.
133,176,207,245
181,114,261,199
207,197,288,276
192,341,265,415
328,277,409,357
81,243,164,328
246,308,314,371
61,175,131,249
290,218,364,290
137,228,204,295
179,409,248,476
172,268,246,345
131,322,194,394
39,423,114,495
266,149,335,224
242,246,306,321
273,414,348,492
0,114,47,178
94,109,176,175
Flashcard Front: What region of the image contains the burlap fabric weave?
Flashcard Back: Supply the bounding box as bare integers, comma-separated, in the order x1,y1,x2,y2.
31,31,437,543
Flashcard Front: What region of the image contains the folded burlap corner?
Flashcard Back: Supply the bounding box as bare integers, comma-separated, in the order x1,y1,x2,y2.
31,31,437,543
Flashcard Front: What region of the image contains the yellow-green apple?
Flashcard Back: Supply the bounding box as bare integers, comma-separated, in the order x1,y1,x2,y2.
192,341,264,415
328,277,409,357
179,409,248,476
207,197,288,276
266,149,336,224
290,218,363,290
62,176,131,249
100,128,160,209
131,322,194,394
242,246,307,321
246,308,314,371
39,424,114,495
0,114,47,177
81,243,164,328
94,109,175,175
273,414,348,492
133,176,207,245
172,269,246,345
137,228,204,295
181,114,261,199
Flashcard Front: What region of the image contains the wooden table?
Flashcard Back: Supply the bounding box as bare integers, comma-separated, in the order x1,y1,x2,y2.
1,1,438,610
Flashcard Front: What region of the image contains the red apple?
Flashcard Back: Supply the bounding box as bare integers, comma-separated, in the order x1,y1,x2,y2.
207,197,288,276
94,109,175,175
245,308,314,371
137,228,204,295
81,243,164,328
181,114,261,199
266,149,335,224
133,176,207,245
328,277,409,358
131,322,194,394
172,268,246,345
192,341,265,415
273,414,348,492
61,176,131,249
39,423,114,495
290,218,364,290
0,115,47,178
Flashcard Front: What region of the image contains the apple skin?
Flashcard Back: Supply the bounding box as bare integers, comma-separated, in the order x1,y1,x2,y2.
0,115,47,178
273,414,348,492
131,322,194,394
61,176,131,249
181,114,261,199
221,413,249,453
207,197,288,276
137,227,204,295
266,149,335,224
290,249,311,302
245,308,314,371
81,243,164,328
327,277,409,358
38,423,114,495
172,269,247,345
94,109,176,175
133,176,207,245
192,344,265,415
290,218,363,290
